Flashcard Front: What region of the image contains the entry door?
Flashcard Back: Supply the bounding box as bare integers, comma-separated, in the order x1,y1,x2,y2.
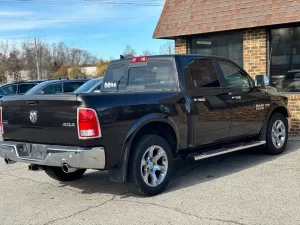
216,60,270,138
184,58,232,146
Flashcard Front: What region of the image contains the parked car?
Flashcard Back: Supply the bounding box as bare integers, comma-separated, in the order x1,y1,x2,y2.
74,77,103,93
0,55,291,196
273,69,300,92
25,78,89,95
0,80,46,98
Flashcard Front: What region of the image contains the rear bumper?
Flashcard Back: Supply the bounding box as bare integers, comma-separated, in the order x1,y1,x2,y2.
0,141,106,169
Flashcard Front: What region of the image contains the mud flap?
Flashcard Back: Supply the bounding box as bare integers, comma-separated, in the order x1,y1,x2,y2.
108,146,130,183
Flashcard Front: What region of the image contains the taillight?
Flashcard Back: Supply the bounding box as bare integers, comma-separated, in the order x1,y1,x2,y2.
77,108,101,139
130,56,148,63
0,107,2,133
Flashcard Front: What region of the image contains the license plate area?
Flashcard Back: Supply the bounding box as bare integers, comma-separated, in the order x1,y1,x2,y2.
16,144,48,160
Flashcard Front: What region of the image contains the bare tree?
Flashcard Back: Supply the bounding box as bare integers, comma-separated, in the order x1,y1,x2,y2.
122,45,136,58
159,41,175,54
6,50,22,81
142,49,155,56
0,41,9,82
0,38,99,81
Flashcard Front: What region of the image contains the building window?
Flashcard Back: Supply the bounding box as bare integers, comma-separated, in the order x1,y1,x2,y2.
190,32,243,67
270,27,300,92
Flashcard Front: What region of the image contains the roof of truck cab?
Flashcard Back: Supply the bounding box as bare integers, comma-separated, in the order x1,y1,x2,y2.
111,54,201,63
111,54,235,64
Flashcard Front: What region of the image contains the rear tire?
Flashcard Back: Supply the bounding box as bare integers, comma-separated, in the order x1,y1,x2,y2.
44,167,86,181
126,135,173,196
264,113,288,155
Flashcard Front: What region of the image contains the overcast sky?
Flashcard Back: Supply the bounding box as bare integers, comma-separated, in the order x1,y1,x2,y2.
0,0,169,59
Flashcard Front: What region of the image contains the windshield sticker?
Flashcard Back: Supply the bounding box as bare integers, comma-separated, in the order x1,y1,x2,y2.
104,82,117,88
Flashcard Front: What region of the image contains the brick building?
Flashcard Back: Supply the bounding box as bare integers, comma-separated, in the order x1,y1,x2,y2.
153,0,300,135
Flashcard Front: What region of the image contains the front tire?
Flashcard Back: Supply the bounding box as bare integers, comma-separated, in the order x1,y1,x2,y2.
44,167,86,182
126,135,174,196
264,113,288,155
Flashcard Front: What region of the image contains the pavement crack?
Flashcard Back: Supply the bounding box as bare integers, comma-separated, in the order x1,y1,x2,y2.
43,195,116,225
114,199,247,225
0,172,80,194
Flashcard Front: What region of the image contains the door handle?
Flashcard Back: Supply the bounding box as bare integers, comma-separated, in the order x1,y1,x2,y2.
26,101,38,106
194,98,205,102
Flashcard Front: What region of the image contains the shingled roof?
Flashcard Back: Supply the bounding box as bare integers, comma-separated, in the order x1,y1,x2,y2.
153,0,300,39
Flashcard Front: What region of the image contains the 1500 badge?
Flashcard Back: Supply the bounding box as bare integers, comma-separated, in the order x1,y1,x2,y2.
62,123,75,127
256,104,270,111
256,104,265,110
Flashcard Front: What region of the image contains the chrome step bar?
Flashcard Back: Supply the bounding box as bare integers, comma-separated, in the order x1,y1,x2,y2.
192,141,266,161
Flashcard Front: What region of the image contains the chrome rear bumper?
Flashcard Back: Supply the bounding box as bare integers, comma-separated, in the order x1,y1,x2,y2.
0,141,105,169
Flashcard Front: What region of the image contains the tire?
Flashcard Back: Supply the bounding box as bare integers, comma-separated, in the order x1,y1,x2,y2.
44,167,86,182
264,113,288,155
126,135,174,196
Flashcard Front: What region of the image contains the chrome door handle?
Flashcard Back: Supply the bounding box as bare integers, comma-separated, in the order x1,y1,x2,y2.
194,98,205,102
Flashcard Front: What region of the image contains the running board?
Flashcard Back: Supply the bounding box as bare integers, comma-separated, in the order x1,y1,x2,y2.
192,141,266,161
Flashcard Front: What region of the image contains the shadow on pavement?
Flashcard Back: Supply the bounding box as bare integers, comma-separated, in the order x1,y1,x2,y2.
58,141,299,197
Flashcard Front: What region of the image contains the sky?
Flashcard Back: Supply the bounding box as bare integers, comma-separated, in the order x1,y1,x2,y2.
0,0,170,59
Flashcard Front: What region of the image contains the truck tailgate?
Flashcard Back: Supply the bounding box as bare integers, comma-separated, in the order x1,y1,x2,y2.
1,95,83,145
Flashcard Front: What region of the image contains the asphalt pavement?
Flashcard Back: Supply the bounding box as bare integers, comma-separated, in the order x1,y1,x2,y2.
0,141,300,225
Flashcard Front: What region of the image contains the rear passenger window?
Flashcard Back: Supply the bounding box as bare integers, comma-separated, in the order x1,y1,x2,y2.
102,60,176,92
41,83,62,94
189,59,220,88
18,83,36,94
63,82,85,93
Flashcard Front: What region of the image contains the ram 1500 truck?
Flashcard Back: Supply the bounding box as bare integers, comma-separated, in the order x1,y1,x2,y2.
0,55,291,196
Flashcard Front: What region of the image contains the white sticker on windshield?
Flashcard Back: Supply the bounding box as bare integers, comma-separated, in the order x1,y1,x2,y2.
104,82,116,88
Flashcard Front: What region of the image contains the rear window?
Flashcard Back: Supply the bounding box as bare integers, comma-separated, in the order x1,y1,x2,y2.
74,79,102,93
102,60,176,92
63,82,85,93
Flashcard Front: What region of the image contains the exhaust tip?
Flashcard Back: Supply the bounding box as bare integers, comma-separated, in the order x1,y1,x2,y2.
4,157,16,165
62,163,69,173
62,163,77,173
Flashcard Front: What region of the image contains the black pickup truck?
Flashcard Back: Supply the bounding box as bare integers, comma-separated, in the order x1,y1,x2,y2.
0,55,291,196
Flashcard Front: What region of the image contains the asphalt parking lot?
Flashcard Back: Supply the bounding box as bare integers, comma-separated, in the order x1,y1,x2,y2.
0,140,300,225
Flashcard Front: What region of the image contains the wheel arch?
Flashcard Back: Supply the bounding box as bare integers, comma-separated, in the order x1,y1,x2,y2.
259,104,291,141
108,113,179,183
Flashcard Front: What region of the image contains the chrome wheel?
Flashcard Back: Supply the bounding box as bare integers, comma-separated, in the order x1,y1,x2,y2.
141,145,168,187
272,120,286,149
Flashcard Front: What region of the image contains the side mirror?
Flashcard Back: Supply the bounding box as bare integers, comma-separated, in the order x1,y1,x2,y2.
255,75,269,87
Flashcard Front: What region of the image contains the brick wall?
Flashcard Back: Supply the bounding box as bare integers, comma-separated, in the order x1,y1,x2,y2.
175,37,188,54
243,28,267,79
287,95,300,136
